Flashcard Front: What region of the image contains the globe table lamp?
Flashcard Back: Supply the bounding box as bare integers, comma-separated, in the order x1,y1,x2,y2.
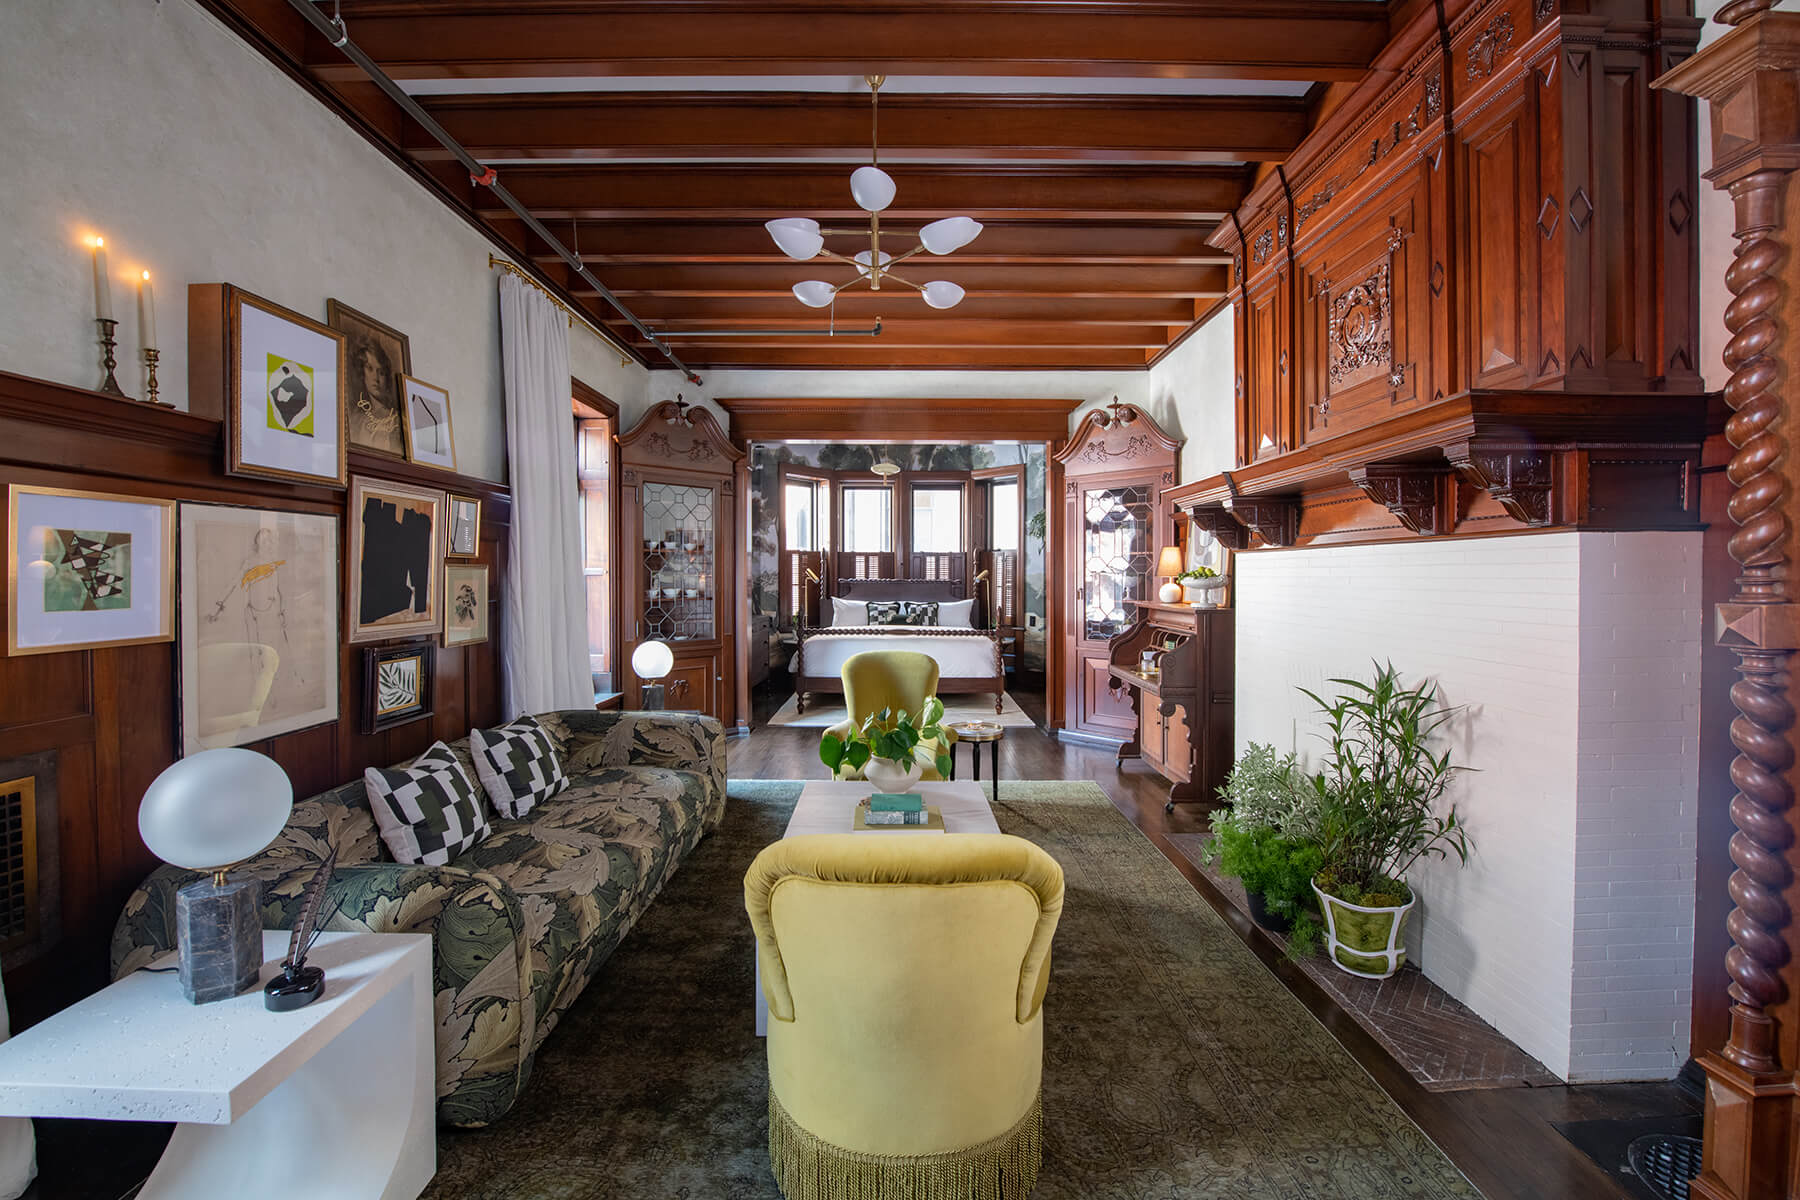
138,749,294,1004
633,639,675,710
1157,546,1186,604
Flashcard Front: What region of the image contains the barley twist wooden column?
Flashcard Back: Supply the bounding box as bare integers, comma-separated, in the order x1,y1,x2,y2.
1657,12,1800,1199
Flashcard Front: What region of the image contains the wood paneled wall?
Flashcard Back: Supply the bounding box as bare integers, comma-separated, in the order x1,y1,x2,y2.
0,370,509,1025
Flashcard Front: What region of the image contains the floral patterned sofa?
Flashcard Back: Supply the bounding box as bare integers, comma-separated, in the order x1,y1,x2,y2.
110,709,725,1128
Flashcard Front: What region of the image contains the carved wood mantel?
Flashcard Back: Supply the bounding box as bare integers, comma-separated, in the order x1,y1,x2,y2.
1656,12,1800,1200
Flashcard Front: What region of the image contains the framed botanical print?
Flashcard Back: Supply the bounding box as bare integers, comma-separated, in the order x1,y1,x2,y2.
327,299,411,459
446,494,481,558
348,476,444,643
401,375,457,471
8,485,175,656
225,287,347,487
179,504,340,754
443,564,490,648
361,641,434,733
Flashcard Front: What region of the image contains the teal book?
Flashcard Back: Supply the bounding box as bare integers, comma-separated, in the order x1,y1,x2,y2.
868,792,924,813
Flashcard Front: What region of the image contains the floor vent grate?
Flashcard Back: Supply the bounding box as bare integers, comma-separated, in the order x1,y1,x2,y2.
1627,1133,1703,1200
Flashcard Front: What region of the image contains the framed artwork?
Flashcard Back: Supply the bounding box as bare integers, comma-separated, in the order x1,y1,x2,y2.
348,476,444,643
179,504,339,754
401,375,457,471
326,299,411,459
446,495,481,558
7,485,175,656
443,564,490,648
361,641,434,733
225,288,347,488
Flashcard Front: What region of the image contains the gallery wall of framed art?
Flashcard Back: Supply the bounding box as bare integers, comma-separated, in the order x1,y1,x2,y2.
0,366,510,1026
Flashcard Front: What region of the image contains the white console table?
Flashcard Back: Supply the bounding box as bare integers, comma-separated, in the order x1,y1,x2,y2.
0,931,435,1199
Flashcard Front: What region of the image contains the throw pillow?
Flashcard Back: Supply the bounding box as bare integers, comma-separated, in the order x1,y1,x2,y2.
936,597,975,628
829,596,870,627
899,601,940,626
364,742,491,866
470,714,570,819
865,600,905,626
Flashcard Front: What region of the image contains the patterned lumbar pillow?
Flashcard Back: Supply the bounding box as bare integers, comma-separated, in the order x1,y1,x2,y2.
900,601,940,626
865,600,906,626
469,714,569,819
364,741,491,866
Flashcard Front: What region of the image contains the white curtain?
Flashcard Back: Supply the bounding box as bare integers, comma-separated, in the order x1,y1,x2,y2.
0,965,33,1199
498,273,592,716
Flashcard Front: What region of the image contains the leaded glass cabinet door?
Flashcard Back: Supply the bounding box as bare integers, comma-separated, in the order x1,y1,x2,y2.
639,480,717,643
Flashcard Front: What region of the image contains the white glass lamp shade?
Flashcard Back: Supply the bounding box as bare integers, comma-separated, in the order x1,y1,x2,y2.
853,249,894,278
139,748,294,872
632,639,675,680
765,218,823,261
918,216,983,255
850,165,897,213
920,280,965,309
792,280,837,308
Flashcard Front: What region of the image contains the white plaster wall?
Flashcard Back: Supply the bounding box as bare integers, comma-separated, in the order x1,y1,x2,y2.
0,0,649,481
1145,304,1236,483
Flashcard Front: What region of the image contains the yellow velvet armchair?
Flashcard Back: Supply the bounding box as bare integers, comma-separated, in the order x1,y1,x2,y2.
822,649,953,782
744,833,1064,1200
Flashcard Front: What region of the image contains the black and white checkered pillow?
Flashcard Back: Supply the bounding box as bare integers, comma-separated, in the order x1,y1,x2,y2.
865,600,905,626
470,715,569,819
900,601,939,626
363,741,491,866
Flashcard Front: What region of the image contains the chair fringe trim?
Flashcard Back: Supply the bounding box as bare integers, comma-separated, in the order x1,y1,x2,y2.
768,1089,1042,1200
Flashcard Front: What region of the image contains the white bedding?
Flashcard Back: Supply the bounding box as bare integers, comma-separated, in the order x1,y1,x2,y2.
792,630,1000,681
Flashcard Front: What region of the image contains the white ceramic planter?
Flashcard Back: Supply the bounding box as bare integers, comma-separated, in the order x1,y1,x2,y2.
864,757,924,790
1312,880,1416,979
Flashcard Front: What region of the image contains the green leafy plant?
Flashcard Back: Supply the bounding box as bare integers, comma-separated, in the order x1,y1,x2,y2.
819,698,954,779
1204,743,1324,924
1300,661,1473,903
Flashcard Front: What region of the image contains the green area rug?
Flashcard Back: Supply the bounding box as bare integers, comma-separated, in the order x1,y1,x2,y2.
425,779,1481,1199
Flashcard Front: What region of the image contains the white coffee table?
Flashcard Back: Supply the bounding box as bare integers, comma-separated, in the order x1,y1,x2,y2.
756,780,1000,1034
0,930,435,1199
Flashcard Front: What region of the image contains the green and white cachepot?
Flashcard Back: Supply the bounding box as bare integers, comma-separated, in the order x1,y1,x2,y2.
1312,879,1415,979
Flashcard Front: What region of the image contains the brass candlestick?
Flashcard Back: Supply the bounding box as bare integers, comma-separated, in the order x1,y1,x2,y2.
143,348,170,407
95,318,129,399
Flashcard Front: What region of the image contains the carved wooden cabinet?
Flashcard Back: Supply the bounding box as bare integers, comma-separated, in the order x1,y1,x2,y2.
619,401,744,727
1053,405,1179,744
1105,603,1235,810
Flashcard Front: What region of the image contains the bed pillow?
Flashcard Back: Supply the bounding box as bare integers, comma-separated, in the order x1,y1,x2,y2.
364,742,491,866
470,714,569,819
899,601,940,626
936,598,976,628
830,596,870,627
865,600,906,626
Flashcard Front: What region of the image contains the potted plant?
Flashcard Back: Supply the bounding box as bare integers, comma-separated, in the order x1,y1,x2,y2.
1300,662,1472,979
818,698,956,789
1177,565,1225,606
1204,743,1323,934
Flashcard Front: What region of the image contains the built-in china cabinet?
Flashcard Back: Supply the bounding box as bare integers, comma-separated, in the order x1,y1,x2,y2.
1054,402,1179,744
620,400,745,730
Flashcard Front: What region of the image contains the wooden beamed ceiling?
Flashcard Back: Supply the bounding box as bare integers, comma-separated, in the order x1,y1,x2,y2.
204,0,1379,370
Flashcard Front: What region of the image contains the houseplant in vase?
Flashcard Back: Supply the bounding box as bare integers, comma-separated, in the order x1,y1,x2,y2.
1301,662,1472,979
818,699,956,789
1204,743,1324,937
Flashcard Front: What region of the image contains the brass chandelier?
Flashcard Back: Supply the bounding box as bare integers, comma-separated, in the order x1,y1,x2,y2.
765,75,981,310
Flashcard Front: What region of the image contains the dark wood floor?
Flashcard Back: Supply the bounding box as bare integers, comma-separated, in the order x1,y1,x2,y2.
737,681,1698,1200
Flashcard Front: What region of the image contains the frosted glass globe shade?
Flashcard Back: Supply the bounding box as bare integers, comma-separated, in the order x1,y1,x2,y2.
920,280,965,309
765,218,823,261
632,639,675,680
849,165,897,213
918,217,982,255
792,280,837,308
853,249,894,278
139,748,293,871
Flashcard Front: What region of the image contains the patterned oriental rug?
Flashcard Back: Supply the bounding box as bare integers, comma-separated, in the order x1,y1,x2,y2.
425,780,1481,1200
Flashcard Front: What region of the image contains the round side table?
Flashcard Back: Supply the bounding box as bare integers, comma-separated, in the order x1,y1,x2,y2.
948,722,1005,808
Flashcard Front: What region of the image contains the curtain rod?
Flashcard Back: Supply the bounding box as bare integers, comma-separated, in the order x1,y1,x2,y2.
488,255,633,367
283,0,702,384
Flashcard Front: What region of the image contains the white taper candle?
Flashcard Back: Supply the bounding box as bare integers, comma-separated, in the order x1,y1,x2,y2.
139,271,156,350
91,238,113,321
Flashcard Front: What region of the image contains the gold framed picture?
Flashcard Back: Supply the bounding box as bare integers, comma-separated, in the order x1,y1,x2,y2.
443,563,490,648
361,640,434,733
401,375,457,472
327,299,411,459
348,476,445,643
225,288,348,488
7,485,176,656
446,494,481,558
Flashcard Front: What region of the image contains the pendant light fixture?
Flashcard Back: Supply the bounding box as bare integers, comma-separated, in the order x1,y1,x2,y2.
871,446,902,478
766,76,980,310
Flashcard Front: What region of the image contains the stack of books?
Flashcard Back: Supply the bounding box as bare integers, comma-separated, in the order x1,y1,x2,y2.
854,792,946,833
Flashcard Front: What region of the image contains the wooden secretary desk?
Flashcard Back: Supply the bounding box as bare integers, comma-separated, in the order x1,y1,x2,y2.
1106,602,1235,811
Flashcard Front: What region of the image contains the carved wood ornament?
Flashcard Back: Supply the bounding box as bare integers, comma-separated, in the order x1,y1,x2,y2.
1446,444,1554,526
1348,464,1453,536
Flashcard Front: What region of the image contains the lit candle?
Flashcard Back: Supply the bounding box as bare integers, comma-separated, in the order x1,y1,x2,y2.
91,237,113,321
139,270,156,350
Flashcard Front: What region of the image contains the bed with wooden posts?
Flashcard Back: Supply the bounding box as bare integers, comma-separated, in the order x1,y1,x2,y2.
792,576,1004,715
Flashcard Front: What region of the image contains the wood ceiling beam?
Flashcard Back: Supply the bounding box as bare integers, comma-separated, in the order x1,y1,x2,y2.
688,346,1153,368
611,295,1205,324
309,2,1388,83
486,165,1248,221
409,93,1309,165
720,394,1084,441
628,322,1174,349
567,264,1230,298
